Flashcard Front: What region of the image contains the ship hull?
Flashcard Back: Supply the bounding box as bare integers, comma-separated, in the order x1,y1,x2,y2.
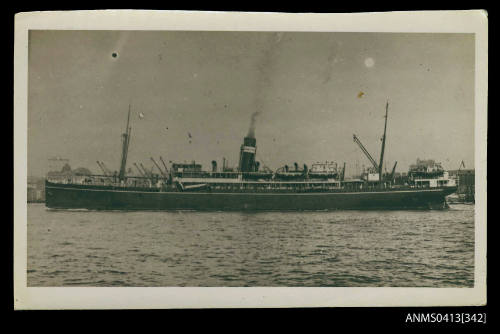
45,181,456,211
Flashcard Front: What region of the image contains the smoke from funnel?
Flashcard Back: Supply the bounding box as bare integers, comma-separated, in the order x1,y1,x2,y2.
247,111,261,138
253,33,283,126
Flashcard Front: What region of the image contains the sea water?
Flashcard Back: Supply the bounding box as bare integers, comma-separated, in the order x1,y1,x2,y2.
27,203,474,287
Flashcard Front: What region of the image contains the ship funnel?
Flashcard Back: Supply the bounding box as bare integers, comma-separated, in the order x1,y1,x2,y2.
239,113,259,173
238,136,257,172
211,160,217,172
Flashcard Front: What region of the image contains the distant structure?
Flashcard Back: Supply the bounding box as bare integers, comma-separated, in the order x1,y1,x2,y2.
47,160,92,178
28,160,92,203
48,157,69,173
27,176,45,203
448,168,475,202
47,163,73,178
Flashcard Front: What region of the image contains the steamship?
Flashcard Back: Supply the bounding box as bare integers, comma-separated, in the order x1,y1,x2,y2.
45,104,457,211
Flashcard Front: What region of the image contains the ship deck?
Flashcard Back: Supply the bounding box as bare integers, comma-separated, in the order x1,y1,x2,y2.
45,180,457,195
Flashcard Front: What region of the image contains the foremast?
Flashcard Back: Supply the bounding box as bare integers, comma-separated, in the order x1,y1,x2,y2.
118,105,132,181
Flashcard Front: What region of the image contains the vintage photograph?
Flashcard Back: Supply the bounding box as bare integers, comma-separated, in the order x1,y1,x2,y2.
15,10,487,308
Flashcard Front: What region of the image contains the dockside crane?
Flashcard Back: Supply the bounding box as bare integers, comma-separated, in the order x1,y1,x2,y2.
458,160,466,172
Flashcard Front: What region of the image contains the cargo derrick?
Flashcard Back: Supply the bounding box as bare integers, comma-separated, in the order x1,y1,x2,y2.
353,100,389,186
353,134,378,172
151,157,168,179
96,161,109,176
390,161,398,181
133,162,145,177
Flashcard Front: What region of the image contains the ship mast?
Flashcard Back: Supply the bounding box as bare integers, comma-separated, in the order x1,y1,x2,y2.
118,105,132,181
378,101,389,183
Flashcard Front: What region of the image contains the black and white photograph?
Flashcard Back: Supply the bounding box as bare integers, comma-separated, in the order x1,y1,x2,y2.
14,10,487,309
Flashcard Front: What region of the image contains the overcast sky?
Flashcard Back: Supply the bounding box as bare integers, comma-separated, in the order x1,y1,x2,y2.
28,30,474,177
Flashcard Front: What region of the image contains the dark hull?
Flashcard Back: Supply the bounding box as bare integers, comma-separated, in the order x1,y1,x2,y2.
45,181,456,211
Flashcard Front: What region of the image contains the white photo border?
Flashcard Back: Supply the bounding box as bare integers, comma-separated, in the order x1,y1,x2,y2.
14,10,488,309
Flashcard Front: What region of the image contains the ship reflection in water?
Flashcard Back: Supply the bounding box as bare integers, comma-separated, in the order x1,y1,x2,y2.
28,203,474,287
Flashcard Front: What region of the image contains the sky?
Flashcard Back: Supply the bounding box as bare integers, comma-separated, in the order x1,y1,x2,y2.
28,30,475,177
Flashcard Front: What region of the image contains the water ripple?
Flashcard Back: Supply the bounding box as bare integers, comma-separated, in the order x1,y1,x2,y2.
27,203,474,287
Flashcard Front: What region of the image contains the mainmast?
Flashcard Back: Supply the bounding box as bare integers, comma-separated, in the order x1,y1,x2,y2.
378,101,389,182
118,105,132,181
